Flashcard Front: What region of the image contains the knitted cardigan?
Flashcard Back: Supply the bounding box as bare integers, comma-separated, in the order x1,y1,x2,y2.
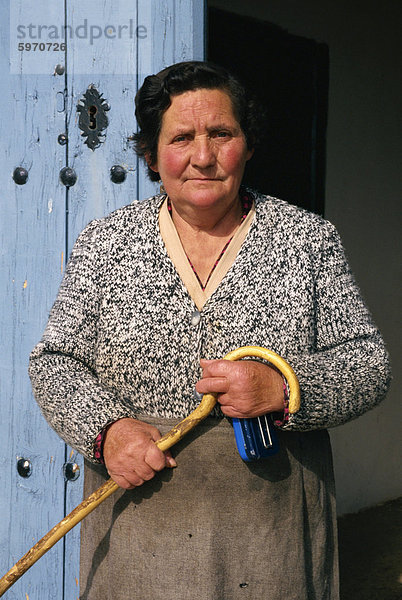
29,190,391,462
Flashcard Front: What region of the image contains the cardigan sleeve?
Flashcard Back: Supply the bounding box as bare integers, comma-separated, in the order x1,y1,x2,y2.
29,219,135,462
281,221,391,432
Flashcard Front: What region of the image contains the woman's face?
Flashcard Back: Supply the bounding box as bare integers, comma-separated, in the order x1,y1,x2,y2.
150,88,253,214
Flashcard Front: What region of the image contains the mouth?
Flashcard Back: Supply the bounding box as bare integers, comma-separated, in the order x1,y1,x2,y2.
186,177,221,182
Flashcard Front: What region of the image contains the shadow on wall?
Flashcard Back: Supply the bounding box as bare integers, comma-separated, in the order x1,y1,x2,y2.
338,497,402,600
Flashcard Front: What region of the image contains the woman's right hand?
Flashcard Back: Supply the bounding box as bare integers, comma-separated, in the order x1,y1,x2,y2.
102,417,177,489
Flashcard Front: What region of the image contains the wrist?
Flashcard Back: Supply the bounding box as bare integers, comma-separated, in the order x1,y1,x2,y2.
93,420,119,463
268,367,287,412
273,377,290,426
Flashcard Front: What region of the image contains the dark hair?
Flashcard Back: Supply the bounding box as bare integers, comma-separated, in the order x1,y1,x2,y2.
132,61,261,182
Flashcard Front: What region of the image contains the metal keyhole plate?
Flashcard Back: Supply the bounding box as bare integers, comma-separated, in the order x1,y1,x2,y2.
77,85,109,150
88,105,97,130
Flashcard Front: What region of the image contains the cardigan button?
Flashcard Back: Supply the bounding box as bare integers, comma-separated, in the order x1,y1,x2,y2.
190,310,201,326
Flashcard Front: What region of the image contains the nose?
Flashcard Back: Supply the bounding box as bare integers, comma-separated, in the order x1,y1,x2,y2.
191,136,216,169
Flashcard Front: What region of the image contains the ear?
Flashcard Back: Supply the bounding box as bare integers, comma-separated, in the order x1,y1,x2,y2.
145,153,158,173
246,148,254,161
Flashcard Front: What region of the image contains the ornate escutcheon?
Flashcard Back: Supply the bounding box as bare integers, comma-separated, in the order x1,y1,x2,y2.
77,85,110,150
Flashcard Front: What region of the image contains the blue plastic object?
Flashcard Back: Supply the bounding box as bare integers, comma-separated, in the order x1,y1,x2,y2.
232,415,279,460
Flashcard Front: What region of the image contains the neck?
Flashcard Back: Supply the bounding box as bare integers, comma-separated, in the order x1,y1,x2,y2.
170,194,243,238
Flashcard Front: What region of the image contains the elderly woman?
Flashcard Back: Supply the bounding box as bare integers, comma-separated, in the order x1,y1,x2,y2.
29,62,390,600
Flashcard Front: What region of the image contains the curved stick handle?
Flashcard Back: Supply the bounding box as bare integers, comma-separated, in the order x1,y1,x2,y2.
0,346,299,596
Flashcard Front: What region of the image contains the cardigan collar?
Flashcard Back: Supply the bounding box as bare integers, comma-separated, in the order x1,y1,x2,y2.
158,195,255,311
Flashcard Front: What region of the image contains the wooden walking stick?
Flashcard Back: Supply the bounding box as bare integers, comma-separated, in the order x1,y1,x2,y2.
0,346,300,596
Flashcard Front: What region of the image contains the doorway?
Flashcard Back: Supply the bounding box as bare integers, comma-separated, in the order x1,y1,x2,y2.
208,7,329,215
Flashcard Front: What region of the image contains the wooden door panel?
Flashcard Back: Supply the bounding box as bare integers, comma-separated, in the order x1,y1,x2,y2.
0,1,69,597
208,8,328,215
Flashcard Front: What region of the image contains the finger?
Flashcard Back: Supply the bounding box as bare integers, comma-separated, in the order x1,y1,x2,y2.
109,471,145,489
196,376,229,395
164,450,177,468
200,358,230,376
218,394,272,418
133,459,158,481
148,426,163,443
144,443,168,472
218,403,252,418
200,359,244,383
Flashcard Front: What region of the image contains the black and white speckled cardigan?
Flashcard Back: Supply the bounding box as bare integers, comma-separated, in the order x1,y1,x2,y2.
29,191,391,462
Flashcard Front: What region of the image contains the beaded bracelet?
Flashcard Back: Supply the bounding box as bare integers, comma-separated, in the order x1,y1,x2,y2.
93,426,110,464
273,377,290,427
93,431,104,463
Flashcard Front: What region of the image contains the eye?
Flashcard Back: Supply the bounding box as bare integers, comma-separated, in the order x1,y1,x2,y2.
172,134,189,143
213,130,231,139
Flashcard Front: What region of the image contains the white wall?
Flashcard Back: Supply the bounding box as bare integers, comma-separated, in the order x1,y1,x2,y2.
209,0,401,515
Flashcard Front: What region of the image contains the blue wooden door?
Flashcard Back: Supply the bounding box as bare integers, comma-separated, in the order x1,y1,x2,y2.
0,2,204,598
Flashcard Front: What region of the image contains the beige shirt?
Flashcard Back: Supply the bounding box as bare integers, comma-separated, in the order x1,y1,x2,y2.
158,196,255,311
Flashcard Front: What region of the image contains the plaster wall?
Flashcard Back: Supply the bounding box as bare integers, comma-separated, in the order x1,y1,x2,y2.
209,0,401,515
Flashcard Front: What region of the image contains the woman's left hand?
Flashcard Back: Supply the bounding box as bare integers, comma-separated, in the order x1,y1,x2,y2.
196,359,284,418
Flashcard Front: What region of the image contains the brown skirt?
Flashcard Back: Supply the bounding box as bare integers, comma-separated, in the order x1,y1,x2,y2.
80,417,339,600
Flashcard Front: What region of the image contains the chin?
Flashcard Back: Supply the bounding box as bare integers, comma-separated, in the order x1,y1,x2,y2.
184,181,236,205
187,191,228,208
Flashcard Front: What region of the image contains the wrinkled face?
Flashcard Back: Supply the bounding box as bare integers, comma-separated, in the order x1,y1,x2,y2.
149,88,253,214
